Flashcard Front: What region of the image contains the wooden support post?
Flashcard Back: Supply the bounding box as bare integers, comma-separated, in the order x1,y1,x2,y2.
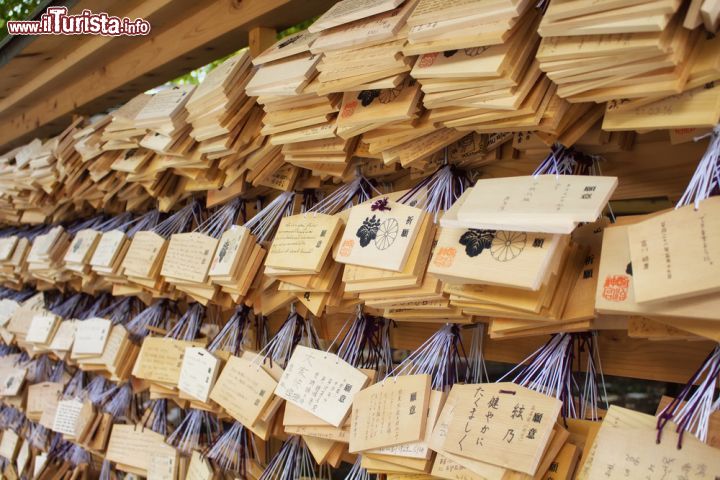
249,27,277,58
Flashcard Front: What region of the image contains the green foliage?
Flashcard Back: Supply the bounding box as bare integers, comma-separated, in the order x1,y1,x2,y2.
0,0,45,41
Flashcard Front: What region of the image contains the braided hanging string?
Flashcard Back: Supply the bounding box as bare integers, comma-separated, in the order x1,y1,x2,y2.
386,323,470,391
126,299,178,342
141,399,169,437
499,333,576,417
333,305,393,375
657,344,720,448
166,408,222,456
676,126,720,209
307,175,381,215
164,303,205,341
251,305,321,370
207,305,252,357
397,163,468,223
259,435,320,480
205,420,259,476
499,333,608,420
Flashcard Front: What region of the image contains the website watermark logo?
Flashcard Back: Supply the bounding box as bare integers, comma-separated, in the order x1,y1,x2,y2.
6,7,151,36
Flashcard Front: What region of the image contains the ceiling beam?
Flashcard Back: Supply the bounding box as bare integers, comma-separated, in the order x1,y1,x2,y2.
0,0,334,151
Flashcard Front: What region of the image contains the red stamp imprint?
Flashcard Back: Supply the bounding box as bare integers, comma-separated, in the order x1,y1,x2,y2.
418,52,439,68
339,239,354,257
341,100,358,118
602,275,630,302
433,247,457,268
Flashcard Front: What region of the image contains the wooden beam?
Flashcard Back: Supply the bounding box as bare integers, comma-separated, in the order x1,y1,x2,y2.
0,0,177,116
0,0,335,151
249,27,277,58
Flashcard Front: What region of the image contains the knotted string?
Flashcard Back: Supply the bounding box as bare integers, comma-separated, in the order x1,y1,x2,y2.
244,192,295,243
126,299,177,342
499,333,576,418
61,369,85,400
99,459,114,480
164,303,204,341
205,421,258,475
397,164,468,223
83,375,109,407
577,332,608,421
307,175,381,215
66,215,107,235
96,295,144,326
195,198,244,239
25,354,54,384
28,421,51,450
49,292,89,319
467,323,489,384
657,344,720,448
533,144,593,178
344,456,376,480
68,444,91,467
101,382,134,419
259,435,319,480
124,209,161,237
207,305,252,357
0,287,36,303
333,306,393,375
676,125,720,210
153,201,203,239
385,323,469,391
141,399,169,436
251,306,321,370
77,293,114,320
166,408,222,456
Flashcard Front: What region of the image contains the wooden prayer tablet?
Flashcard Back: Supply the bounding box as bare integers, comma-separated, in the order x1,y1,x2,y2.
453,175,618,233
209,353,279,428
105,424,178,476
25,312,59,344
276,345,369,427
408,0,527,26
338,78,422,129
265,213,342,274
441,382,562,476
336,198,426,272
0,236,18,262
134,85,195,130
603,83,720,131
309,0,406,33
177,347,220,403
627,197,720,303
367,389,445,461
208,226,252,278
596,220,720,321
122,231,167,278
51,399,94,439
584,406,720,480
72,317,112,356
161,232,219,284
0,300,19,328
90,230,127,269
132,337,203,387
310,0,418,54
429,227,565,291
253,30,320,65
0,356,26,396
246,53,321,97
350,374,431,452
63,229,99,265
